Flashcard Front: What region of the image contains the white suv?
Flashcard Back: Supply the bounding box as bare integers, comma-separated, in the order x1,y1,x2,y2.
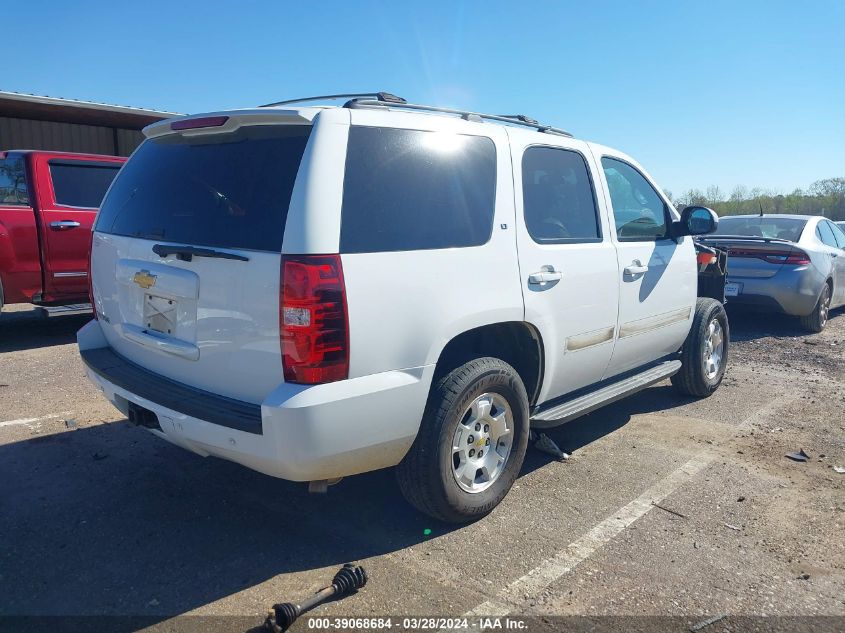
78,93,728,522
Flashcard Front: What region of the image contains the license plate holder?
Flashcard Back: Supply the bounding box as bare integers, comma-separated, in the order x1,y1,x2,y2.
724,282,741,297
143,293,177,336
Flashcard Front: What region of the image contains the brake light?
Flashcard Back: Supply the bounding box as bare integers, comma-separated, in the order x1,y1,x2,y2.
697,251,717,266
170,116,229,131
281,255,349,384
728,249,810,265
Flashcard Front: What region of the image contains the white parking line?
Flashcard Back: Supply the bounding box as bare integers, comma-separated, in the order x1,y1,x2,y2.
0,412,72,428
463,393,796,616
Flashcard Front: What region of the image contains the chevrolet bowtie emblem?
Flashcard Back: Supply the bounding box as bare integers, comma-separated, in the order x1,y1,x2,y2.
133,270,157,290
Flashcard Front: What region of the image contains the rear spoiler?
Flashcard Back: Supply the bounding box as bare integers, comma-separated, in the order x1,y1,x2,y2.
143,108,315,140
697,235,793,245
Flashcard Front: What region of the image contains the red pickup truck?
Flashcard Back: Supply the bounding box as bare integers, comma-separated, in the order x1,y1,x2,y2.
0,150,125,312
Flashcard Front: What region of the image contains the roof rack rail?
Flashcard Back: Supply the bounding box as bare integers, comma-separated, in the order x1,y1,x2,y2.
259,92,406,108
344,98,573,137
498,114,539,125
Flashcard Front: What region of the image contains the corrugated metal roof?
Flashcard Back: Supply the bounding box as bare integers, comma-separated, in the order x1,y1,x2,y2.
0,90,179,117
0,90,181,129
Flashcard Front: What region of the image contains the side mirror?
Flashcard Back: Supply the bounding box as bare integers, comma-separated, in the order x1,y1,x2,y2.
675,206,718,237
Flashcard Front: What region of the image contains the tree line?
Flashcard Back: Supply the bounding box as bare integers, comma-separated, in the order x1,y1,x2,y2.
667,177,845,221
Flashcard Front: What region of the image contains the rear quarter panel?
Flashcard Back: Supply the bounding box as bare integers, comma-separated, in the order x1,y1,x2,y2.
285,109,525,378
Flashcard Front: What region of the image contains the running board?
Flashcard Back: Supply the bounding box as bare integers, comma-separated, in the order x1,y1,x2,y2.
37,303,92,318
530,360,682,429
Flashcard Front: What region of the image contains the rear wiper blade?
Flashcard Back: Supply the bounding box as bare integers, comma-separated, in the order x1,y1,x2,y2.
152,244,250,262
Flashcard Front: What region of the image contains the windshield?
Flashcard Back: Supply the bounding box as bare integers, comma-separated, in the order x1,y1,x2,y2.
711,216,807,242
95,125,310,252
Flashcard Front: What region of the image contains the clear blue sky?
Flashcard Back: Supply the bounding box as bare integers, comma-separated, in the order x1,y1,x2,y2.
8,0,844,196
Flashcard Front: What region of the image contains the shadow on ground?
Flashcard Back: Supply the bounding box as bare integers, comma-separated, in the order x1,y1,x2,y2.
0,310,90,353
0,418,441,622
725,305,844,342
0,379,693,624
522,384,691,475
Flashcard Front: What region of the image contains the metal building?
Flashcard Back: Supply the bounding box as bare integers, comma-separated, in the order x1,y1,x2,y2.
0,91,178,156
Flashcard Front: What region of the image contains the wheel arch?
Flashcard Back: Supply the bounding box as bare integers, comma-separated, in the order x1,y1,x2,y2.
431,321,545,407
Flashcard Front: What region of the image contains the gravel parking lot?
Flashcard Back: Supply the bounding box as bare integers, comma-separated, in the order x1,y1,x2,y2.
1,304,843,631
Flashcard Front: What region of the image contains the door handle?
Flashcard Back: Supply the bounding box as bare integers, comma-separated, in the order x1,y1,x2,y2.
50,220,81,230
528,267,563,284
624,261,649,276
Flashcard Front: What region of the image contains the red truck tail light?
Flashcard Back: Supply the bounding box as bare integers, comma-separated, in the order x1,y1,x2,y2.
280,255,349,384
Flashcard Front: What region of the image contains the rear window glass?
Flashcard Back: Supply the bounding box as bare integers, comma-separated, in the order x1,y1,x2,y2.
95,125,310,252
712,216,807,241
50,161,121,208
340,127,496,253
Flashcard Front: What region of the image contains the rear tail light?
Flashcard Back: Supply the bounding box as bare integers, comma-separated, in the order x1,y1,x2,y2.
281,255,349,384
728,248,811,266
697,251,717,266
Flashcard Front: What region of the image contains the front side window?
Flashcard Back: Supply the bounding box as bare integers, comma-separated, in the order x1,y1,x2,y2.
340,127,497,253
0,156,29,205
50,161,122,208
521,147,601,243
601,157,669,241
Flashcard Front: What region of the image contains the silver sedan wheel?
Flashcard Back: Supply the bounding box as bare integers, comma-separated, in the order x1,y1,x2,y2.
703,318,725,380
451,393,513,494
819,288,831,328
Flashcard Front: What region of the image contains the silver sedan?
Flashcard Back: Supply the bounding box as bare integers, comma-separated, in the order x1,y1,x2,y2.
699,214,845,332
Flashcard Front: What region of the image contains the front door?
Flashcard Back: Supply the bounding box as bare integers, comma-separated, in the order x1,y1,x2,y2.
595,153,696,378
512,135,619,404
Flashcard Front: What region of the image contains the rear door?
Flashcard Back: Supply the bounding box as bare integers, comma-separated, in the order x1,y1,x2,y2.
91,116,312,403
595,152,695,378
512,134,619,402
32,154,123,300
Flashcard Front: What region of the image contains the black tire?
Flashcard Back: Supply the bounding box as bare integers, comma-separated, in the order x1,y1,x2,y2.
799,283,831,333
671,298,729,398
396,357,530,523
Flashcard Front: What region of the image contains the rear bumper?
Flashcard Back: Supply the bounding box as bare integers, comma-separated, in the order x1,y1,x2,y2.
727,266,824,316
78,320,432,481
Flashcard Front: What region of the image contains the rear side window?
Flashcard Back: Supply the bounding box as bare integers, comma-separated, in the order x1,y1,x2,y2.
50,161,121,208
830,222,845,249
96,125,310,252
817,220,839,248
601,157,669,241
0,156,29,205
340,127,496,253
522,147,600,243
